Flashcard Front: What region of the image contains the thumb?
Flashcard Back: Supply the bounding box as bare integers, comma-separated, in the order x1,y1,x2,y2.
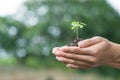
78,36,102,48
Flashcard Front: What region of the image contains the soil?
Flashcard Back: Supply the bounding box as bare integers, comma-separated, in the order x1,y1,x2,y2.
68,38,82,46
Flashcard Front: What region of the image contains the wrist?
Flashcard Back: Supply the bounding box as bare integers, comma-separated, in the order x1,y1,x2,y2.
111,42,120,60
106,42,120,66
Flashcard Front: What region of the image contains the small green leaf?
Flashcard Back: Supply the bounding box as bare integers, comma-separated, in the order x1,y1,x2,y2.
71,21,86,30
80,22,87,26
79,25,84,29
71,27,75,30
71,21,79,27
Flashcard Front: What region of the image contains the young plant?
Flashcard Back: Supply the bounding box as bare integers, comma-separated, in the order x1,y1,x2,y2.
71,21,86,39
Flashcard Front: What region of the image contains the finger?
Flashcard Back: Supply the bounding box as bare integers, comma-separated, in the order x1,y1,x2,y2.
66,64,87,69
56,56,94,67
59,46,89,54
107,62,120,69
55,51,94,63
52,47,60,54
78,36,102,48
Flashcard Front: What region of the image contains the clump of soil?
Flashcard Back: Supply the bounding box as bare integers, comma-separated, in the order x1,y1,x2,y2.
68,38,82,46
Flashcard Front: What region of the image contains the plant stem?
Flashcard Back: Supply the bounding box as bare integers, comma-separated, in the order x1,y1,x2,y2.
76,28,79,39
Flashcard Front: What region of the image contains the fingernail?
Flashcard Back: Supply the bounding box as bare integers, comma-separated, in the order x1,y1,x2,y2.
54,51,60,56
60,46,67,51
52,47,60,53
59,48,63,51
78,42,84,48
66,64,71,68
66,64,69,67
56,56,59,59
57,57,62,61
52,50,55,54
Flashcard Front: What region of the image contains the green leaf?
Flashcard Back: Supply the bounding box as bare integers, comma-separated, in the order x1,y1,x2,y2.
71,26,75,30
71,21,86,30
79,25,84,29
71,21,79,27
80,22,87,26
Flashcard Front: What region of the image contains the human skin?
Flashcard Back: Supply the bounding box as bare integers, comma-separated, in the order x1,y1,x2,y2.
52,36,120,69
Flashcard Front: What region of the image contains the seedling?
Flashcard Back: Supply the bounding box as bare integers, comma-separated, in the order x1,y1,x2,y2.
67,21,86,46
71,21,86,40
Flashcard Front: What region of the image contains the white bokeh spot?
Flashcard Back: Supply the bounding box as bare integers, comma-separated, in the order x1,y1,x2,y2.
0,0,25,17
107,0,120,15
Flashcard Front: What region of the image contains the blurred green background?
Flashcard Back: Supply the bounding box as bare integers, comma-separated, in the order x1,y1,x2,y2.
0,0,120,80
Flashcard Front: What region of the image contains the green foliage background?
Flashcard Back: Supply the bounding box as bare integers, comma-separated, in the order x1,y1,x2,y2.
0,0,120,78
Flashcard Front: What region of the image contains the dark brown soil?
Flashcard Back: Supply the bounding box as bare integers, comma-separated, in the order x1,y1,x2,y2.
68,38,82,46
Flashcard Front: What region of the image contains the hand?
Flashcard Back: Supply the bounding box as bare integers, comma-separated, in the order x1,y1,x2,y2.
52,36,118,69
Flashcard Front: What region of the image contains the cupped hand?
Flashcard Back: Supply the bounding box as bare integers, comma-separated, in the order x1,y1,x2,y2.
52,36,118,69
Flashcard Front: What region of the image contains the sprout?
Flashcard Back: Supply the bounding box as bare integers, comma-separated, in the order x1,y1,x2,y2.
71,21,86,39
